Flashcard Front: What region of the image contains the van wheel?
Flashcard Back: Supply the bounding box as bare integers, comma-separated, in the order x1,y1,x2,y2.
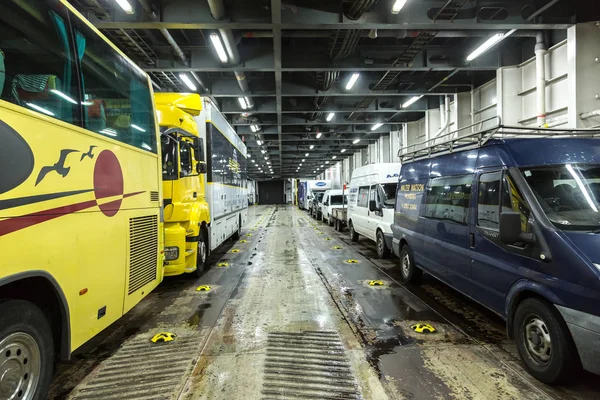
0,300,54,400
513,298,579,384
399,244,422,284
194,229,209,276
349,221,359,242
376,230,391,259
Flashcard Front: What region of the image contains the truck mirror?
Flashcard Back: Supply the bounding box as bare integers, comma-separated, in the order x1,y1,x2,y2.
500,212,535,244
196,162,207,174
369,200,377,212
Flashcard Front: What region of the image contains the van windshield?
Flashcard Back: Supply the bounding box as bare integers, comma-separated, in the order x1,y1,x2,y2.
380,183,398,207
330,195,348,206
522,164,600,230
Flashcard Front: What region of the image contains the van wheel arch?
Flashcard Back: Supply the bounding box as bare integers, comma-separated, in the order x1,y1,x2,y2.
507,290,556,339
0,272,70,361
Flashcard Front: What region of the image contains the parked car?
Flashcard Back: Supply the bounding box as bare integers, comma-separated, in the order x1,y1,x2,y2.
347,163,401,258
320,189,348,225
391,136,600,384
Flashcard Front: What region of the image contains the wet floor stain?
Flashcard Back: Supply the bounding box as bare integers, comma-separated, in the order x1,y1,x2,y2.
187,303,212,327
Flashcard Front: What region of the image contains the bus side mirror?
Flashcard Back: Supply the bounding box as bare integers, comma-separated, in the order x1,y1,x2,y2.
369,200,377,212
196,162,207,174
500,212,535,244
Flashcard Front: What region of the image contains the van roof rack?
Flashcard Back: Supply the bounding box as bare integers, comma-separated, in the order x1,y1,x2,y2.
398,116,600,163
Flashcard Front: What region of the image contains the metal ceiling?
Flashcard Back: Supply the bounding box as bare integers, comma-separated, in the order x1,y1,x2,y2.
71,0,575,179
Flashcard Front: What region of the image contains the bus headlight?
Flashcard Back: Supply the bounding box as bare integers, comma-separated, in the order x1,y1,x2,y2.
165,246,179,261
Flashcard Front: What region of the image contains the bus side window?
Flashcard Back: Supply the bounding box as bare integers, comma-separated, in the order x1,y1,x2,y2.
0,1,78,124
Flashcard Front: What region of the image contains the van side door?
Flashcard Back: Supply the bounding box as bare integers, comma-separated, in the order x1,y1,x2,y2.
365,184,381,241
354,186,370,235
470,170,535,315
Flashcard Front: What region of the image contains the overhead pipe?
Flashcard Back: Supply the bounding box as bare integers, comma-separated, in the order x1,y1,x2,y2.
208,0,254,109
240,30,540,39
580,109,600,119
434,96,451,138
535,32,547,127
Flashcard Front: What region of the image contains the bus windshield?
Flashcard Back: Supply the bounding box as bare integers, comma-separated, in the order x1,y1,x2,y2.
380,183,398,207
522,164,600,231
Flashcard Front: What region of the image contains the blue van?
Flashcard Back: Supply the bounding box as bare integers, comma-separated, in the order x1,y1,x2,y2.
391,137,600,384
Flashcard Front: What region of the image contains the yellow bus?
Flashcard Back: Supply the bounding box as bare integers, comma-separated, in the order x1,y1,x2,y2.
0,1,163,398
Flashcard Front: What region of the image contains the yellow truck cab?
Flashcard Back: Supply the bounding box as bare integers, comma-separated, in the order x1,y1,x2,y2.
155,93,210,276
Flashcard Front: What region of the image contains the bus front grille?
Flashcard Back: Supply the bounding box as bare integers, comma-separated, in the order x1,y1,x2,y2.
128,215,158,295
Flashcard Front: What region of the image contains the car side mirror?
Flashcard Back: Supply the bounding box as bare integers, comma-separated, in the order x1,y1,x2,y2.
196,162,207,174
500,212,535,244
369,200,377,212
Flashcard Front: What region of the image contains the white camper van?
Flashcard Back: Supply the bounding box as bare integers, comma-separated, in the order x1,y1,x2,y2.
347,163,401,258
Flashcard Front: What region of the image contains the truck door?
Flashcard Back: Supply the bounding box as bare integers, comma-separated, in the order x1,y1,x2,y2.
470,170,533,314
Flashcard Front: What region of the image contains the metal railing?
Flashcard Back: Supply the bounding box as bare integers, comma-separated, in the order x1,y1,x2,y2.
398,117,600,162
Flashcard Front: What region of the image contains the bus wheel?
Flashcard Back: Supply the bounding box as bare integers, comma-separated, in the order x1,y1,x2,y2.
513,298,578,384
195,231,209,276
0,300,54,400
399,244,422,284
349,221,359,242
376,230,391,259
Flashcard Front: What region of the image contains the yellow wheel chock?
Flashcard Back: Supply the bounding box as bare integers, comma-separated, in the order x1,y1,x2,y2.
239,240,248,243
369,280,384,286
332,245,342,250
230,249,240,253
196,285,211,292
325,237,332,241
245,233,252,237
410,323,437,334
151,332,177,343
217,262,229,267
346,259,358,264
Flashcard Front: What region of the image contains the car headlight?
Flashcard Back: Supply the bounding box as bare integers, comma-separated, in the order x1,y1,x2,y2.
165,246,179,261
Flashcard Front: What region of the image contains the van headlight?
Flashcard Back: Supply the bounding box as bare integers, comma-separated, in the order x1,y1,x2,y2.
165,246,179,261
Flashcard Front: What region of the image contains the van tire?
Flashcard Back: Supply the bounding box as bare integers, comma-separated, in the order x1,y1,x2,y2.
194,229,209,276
376,230,391,259
349,221,359,242
399,244,422,284
0,300,54,400
513,298,579,384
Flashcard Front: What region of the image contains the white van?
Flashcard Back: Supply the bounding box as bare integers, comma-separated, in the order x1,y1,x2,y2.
347,163,401,258
320,189,348,225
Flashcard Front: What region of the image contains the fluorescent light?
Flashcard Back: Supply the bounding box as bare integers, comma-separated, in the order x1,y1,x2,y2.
256,140,263,145
341,149,347,153
371,122,383,131
332,156,337,159
326,112,335,122
210,33,228,63
402,95,423,108
325,161,329,164
244,97,252,109
316,132,322,139
81,101,94,106
50,89,77,104
264,156,268,160
141,142,152,151
26,103,54,116
345,73,360,90
179,74,197,91
250,125,260,132
309,145,314,149
114,0,134,14
252,160,256,163
391,0,407,14
352,139,360,144
238,97,247,110
131,124,145,132
100,128,117,137
302,159,305,162
267,161,271,165
466,31,515,62
305,153,309,157
299,163,302,166
320,164,324,167
261,149,267,154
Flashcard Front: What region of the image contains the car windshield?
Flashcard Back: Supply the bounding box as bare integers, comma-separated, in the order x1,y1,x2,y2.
522,164,600,230
380,183,398,207
330,195,348,205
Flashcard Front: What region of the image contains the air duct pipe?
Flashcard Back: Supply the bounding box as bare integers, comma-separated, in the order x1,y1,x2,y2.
160,29,188,67
208,0,254,109
535,32,547,127
434,96,451,138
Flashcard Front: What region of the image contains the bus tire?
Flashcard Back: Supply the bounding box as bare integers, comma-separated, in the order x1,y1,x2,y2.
0,300,54,400
194,229,209,276
349,221,359,242
399,244,422,284
513,298,579,384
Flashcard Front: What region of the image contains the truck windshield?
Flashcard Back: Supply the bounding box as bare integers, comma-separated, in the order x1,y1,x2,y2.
522,164,600,230
315,192,325,202
330,195,348,205
161,135,177,180
380,183,398,207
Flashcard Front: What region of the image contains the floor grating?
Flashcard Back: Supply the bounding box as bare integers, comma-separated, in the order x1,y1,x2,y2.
261,331,361,400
